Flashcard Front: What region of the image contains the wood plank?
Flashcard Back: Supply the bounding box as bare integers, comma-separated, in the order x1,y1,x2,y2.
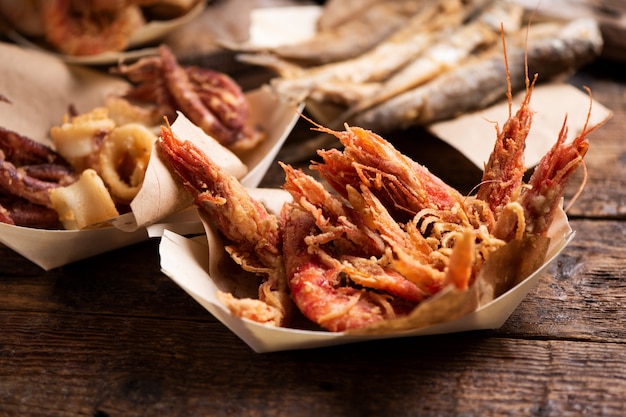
1,311,626,416
563,62,626,217
1,219,625,350
497,218,626,342
0,241,209,320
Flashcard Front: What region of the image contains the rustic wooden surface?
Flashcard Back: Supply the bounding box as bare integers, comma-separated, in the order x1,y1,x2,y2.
2,56,626,417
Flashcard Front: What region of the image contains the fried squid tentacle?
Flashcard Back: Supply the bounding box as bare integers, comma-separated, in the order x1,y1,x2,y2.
0,126,71,166
113,45,264,150
0,127,78,228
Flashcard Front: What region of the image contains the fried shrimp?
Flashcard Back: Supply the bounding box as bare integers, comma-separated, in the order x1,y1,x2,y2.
158,123,292,326
156,12,608,332
157,73,604,331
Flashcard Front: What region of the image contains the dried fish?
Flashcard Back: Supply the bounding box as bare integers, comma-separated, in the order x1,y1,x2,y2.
346,1,523,115
268,0,427,65
245,0,486,103
311,9,507,110
351,18,603,132
314,0,386,31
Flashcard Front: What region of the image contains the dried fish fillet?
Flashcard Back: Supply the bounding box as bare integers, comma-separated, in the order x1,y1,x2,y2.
251,0,485,103
269,0,427,65
315,0,386,31
351,18,603,132
347,1,523,114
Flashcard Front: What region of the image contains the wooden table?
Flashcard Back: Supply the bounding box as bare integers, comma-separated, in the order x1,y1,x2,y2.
2,57,626,416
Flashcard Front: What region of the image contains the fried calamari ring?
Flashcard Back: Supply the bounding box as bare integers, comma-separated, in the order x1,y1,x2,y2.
98,123,156,204
50,107,115,172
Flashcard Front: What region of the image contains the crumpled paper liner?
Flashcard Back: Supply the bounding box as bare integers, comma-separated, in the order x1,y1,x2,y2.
159,187,573,353
0,42,302,270
248,5,322,48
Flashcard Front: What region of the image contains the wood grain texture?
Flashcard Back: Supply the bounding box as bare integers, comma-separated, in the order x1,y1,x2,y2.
2,53,626,417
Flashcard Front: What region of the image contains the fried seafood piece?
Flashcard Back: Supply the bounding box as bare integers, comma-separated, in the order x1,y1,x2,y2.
41,0,147,56
49,168,120,230
97,123,156,205
104,95,162,127
0,127,78,228
475,74,535,219
311,124,465,222
515,99,605,238
352,17,603,132
114,45,264,151
0,126,71,167
49,107,116,172
0,131,76,207
241,0,480,104
267,0,428,65
158,123,292,326
0,195,62,229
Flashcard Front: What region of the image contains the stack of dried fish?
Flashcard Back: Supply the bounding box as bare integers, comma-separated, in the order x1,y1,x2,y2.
230,0,603,134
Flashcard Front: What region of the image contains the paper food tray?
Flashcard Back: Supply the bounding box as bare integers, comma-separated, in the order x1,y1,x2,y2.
160,188,574,353
0,42,302,270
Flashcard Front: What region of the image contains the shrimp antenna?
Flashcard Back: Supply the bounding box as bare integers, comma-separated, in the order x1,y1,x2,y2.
466,180,497,199
501,22,512,118
564,86,611,212
523,10,531,94
564,160,587,212
578,85,611,138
